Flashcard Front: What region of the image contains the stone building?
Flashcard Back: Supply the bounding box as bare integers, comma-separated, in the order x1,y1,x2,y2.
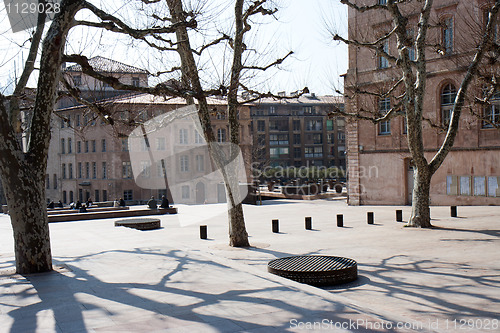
51,94,253,205
345,0,500,206
250,94,345,170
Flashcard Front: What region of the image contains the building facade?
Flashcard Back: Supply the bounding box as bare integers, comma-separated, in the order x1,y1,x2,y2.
250,95,346,170
345,0,500,206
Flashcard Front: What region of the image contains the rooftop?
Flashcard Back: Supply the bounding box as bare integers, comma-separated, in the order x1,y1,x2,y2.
65,56,148,74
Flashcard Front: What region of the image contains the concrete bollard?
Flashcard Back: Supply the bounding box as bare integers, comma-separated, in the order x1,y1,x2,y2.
396,210,403,222
200,225,207,239
272,219,279,233
337,214,343,227
367,212,374,224
305,217,312,230
451,206,457,217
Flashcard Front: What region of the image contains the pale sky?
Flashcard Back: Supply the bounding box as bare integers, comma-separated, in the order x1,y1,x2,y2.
0,0,348,96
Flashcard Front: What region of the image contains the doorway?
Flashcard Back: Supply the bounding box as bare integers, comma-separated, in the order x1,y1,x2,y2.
405,158,414,205
196,182,205,204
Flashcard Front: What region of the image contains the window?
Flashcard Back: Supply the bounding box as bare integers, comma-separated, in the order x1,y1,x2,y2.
196,155,204,172
483,93,500,128
338,131,346,142
441,83,457,125
293,120,301,131
326,120,334,131
270,147,288,159
327,133,335,144
305,120,322,131
294,147,301,158
68,163,73,179
377,0,387,4
460,176,470,196
442,17,454,54
85,141,89,153
69,191,74,203
313,133,322,144
68,138,72,154
294,134,301,145
122,161,132,179
181,185,190,199
303,106,314,114
63,191,67,204
157,137,166,150
269,106,276,114
257,120,266,132
61,138,65,154
407,28,416,61
402,116,408,134
179,128,188,144
102,162,107,179
257,134,266,145
194,131,204,144
121,138,129,151
91,140,96,152
95,190,100,202
473,176,486,196
217,128,226,142
102,139,106,152
78,162,82,178
92,162,97,179
73,75,82,86
46,174,50,189
269,119,289,131
140,161,151,178
132,77,140,87
305,147,323,158
62,164,66,179
269,134,289,145
123,190,133,201
488,177,499,197
180,155,189,172
378,40,389,68
77,141,81,153
53,174,57,189
61,118,65,128
378,98,391,135
76,115,81,127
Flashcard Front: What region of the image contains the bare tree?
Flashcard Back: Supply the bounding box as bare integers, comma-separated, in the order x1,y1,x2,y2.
332,0,500,227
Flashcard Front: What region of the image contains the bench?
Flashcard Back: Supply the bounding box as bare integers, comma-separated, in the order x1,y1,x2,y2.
48,207,130,215
48,207,177,223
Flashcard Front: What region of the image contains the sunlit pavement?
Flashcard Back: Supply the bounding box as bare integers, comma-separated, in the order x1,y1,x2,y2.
1,199,499,332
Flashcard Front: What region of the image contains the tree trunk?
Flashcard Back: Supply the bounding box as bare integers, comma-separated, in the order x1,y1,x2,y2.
228,203,249,247
407,166,432,228
3,170,52,274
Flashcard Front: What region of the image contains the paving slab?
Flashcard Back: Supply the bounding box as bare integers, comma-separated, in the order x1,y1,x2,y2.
1,199,499,332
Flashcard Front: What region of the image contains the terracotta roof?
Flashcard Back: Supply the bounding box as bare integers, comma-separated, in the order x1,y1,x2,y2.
65,56,148,74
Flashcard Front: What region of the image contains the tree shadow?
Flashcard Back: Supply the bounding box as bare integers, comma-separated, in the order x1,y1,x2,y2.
0,248,368,332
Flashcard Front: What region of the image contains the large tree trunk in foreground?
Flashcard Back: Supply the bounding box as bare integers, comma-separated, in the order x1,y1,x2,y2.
408,166,432,228
228,203,249,247
3,171,52,274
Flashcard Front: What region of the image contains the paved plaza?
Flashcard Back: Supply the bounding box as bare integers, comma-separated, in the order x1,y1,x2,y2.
0,199,499,332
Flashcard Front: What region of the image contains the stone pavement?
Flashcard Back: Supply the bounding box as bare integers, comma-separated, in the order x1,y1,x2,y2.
0,199,499,332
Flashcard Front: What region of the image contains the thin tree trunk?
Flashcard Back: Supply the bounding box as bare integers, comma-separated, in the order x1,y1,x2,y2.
408,165,432,228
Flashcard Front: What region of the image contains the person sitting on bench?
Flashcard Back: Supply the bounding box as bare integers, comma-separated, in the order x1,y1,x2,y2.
119,198,126,207
47,200,55,209
147,196,158,209
160,195,170,208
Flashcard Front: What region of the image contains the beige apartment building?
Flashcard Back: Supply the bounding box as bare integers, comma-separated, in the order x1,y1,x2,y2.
345,0,500,206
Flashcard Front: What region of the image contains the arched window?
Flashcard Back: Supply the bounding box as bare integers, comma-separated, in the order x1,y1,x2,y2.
441,83,456,126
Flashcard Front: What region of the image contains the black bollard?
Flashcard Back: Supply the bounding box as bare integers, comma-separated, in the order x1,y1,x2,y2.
396,210,403,222
337,214,343,227
200,225,207,239
272,219,279,233
305,217,312,230
367,212,374,225
451,206,457,217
